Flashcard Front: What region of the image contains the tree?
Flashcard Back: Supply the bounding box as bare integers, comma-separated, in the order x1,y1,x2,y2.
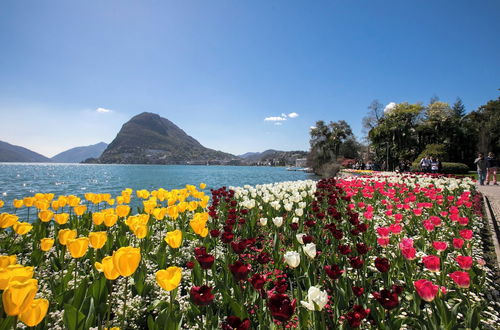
452,97,466,118
362,100,384,139
368,102,423,169
309,120,355,175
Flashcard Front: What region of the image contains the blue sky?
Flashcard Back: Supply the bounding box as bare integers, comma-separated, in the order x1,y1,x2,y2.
0,0,499,157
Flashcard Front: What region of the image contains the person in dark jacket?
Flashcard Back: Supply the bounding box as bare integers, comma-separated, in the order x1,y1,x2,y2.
486,152,498,185
475,152,488,185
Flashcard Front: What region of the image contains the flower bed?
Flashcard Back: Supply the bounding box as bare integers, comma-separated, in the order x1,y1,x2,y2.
0,174,499,329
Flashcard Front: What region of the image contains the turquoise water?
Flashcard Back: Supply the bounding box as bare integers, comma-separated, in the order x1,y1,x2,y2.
0,163,315,211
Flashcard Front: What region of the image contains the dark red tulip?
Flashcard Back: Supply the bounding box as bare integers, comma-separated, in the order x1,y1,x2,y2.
375,257,390,273
229,260,251,281
190,285,215,305
222,316,251,330
249,273,266,290
267,293,296,322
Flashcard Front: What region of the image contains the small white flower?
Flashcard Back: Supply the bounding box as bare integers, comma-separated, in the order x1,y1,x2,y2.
273,216,283,227
303,243,316,259
284,251,300,268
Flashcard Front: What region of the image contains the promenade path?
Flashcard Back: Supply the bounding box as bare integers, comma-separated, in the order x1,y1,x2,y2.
477,184,500,269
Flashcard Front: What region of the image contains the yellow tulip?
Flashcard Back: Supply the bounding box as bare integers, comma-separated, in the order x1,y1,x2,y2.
44,193,54,201
57,195,68,207
38,210,54,223
51,200,60,210
199,196,210,208
68,195,81,207
132,224,148,239
67,237,89,258
112,247,141,277
165,230,182,248
85,193,96,202
188,201,198,212
0,265,33,290
152,207,167,220
0,200,3,208
156,267,182,291
104,213,118,227
199,182,207,189
89,231,107,249
116,196,125,204
13,199,23,208
40,238,54,252
58,229,77,246
2,279,38,316
116,205,130,218
19,298,49,327
34,193,44,200
54,213,70,225
123,195,131,204
92,212,105,225
95,256,120,280
13,222,33,235
166,205,179,220
0,213,19,229
107,199,115,206
0,255,16,268
73,205,87,216
23,197,35,207
189,212,209,237
34,200,49,211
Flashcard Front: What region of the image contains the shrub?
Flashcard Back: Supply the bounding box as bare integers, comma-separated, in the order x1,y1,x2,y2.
317,162,340,178
411,162,470,174
414,144,448,163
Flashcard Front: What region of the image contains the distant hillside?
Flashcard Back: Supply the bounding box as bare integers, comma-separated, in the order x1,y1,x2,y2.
51,142,108,163
99,112,235,164
0,140,51,163
240,149,309,165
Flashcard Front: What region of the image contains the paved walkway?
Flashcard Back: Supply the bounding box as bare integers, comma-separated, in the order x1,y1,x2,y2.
477,184,500,269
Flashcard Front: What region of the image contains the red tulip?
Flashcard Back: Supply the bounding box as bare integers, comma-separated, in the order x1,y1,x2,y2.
324,264,344,280
414,279,439,302
249,273,266,290
375,257,390,273
222,316,251,330
345,305,370,328
190,285,215,305
459,229,473,241
432,241,447,252
422,256,440,272
456,256,473,270
448,271,470,288
401,247,416,260
453,238,464,249
229,261,250,281
267,293,296,322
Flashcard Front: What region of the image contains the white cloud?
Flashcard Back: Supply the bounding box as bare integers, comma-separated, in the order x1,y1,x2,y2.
96,107,112,113
310,126,316,130
274,122,283,126
384,102,396,113
264,116,287,121
288,112,299,118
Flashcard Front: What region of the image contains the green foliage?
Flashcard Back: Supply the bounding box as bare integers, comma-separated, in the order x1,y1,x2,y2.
309,120,357,174
411,162,469,174
414,144,448,162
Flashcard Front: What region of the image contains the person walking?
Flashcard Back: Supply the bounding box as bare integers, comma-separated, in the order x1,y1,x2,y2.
474,152,488,185
486,152,498,185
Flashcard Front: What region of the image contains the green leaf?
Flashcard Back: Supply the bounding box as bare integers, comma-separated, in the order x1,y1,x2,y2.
72,279,88,309
134,269,145,295
63,304,86,330
147,315,157,330
90,276,107,304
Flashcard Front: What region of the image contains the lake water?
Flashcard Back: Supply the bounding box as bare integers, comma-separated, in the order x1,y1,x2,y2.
0,163,315,211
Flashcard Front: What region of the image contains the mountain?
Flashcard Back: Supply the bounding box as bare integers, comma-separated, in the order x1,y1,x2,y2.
99,112,235,164
0,140,51,163
51,142,108,163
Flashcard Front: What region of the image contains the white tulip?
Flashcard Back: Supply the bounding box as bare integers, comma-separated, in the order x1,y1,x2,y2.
273,216,283,227
259,218,268,226
292,217,299,223
296,233,306,244
284,251,300,268
301,286,328,311
303,243,316,259
295,208,304,217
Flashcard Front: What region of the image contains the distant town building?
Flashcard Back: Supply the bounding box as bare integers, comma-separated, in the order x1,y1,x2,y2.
295,158,307,167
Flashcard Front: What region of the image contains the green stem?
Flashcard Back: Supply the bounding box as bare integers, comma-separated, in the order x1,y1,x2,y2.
121,276,129,330
74,259,78,290
106,281,113,329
